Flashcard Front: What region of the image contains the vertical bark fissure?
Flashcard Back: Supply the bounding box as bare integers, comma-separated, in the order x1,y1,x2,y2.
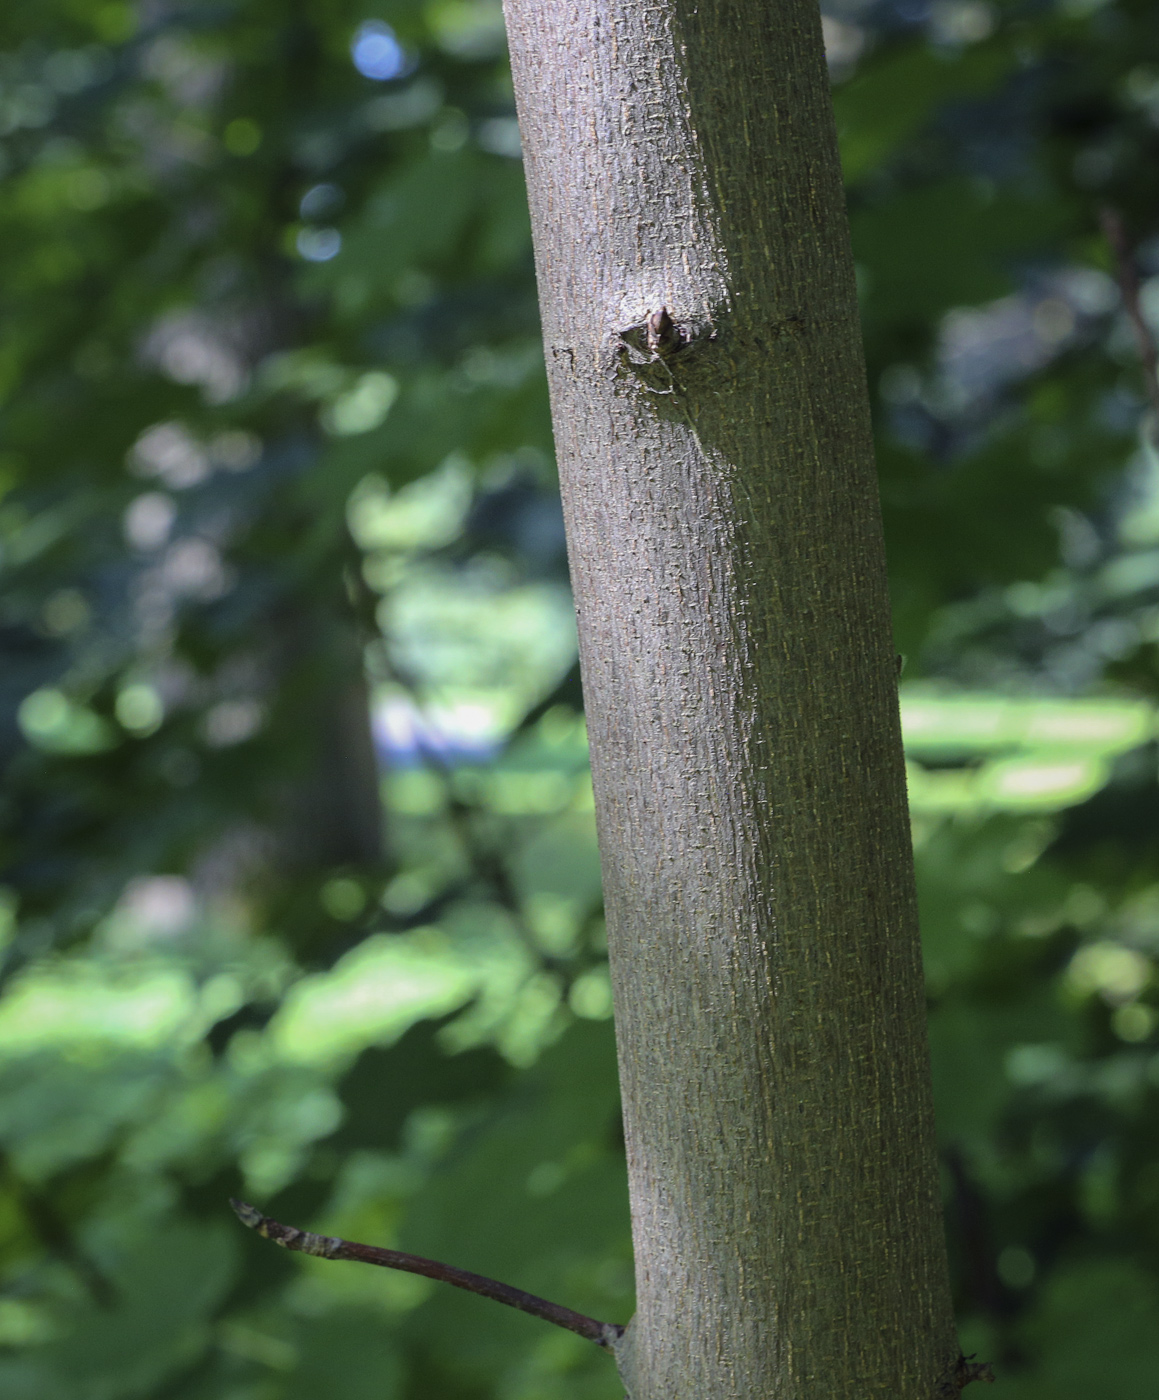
503,2,960,1397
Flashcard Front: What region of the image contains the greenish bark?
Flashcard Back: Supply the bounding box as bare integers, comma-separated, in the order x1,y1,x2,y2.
502,1,962,1397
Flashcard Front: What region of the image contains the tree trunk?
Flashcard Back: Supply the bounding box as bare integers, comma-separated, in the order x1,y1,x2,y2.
502,2,961,1398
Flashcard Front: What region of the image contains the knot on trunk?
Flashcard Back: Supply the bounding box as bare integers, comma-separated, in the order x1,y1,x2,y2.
940,1353,996,1395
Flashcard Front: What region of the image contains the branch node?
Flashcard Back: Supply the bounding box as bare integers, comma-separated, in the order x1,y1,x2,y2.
616,307,703,365
940,1352,996,1395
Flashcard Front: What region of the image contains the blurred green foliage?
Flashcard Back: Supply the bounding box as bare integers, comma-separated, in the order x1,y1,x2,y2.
2,0,1159,1396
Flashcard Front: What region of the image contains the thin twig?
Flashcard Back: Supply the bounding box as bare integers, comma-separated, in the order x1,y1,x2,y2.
230,1200,624,1349
1100,207,1159,420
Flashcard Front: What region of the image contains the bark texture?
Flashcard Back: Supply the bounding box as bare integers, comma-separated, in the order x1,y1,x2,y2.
504,1,960,1398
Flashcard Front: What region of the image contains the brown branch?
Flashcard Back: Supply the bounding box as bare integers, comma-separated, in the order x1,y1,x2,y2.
230,1200,624,1349
1100,207,1159,421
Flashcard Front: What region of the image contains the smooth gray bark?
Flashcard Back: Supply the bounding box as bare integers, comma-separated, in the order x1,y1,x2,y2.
502,2,961,1398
